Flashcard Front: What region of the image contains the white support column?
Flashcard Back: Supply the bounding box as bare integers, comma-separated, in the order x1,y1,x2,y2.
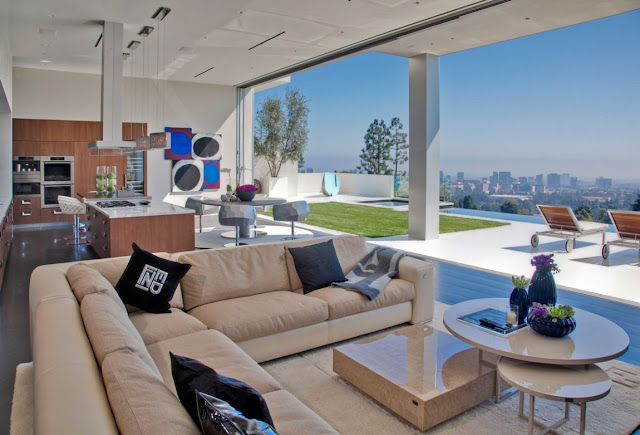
236,86,255,186
409,54,440,240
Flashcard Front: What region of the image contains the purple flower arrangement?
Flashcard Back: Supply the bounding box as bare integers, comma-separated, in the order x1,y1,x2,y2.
529,302,575,321
531,253,560,274
529,303,548,319
235,184,257,192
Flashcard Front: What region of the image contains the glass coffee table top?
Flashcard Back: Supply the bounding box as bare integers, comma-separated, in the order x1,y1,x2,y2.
444,298,629,365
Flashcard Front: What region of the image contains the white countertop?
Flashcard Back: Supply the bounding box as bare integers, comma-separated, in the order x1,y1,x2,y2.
0,196,13,219
88,200,194,219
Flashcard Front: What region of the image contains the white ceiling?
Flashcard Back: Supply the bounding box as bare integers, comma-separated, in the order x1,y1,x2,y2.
9,0,640,87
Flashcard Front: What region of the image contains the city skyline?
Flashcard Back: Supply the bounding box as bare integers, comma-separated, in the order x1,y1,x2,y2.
254,10,639,183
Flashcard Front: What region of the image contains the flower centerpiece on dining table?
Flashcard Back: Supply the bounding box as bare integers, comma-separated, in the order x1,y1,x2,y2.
235,184,258,202
528,253,560,306
527,303,576,337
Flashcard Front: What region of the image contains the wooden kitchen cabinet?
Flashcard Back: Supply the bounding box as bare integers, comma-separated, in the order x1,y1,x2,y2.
0,202,14,289
86,207,111,258
13,197,41,225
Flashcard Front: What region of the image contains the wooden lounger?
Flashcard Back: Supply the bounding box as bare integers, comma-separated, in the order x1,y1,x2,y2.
602,210,640,259
531,205,608,253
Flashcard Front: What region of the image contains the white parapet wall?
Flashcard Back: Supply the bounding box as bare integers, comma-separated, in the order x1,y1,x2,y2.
297,173,394,198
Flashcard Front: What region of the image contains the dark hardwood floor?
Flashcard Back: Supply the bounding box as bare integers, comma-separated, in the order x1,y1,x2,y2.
0,227,638,433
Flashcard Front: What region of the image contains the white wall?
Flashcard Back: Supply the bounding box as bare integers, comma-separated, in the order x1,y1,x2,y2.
0,1,13,198
12,67,237,202
254,158,298,196
297,173,394,197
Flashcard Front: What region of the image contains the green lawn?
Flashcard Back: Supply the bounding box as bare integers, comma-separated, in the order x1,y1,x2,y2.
260,202,508,238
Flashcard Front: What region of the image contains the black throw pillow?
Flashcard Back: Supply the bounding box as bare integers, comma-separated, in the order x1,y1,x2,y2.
170,353,275,429
196,391,277,435
114,243,191,314
288,239,346,294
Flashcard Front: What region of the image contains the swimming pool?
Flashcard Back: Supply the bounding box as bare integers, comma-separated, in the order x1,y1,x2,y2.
359,200,409,207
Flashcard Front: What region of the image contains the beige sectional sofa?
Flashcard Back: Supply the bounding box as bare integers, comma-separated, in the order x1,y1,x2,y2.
20,235,434,434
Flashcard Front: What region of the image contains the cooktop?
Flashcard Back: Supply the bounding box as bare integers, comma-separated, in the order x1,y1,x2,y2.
96,201,138,208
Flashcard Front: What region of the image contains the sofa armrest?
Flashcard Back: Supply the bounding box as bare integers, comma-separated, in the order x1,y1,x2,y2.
397,256,435,324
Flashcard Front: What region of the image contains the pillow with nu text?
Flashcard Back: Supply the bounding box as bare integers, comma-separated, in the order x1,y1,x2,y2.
115,243,191,313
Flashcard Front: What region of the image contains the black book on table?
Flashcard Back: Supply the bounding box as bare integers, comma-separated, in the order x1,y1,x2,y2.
457,307,527,335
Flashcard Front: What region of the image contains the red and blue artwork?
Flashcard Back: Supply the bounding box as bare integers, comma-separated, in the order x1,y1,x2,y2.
202,160,220,189
165,127,222,191
164,127,193,160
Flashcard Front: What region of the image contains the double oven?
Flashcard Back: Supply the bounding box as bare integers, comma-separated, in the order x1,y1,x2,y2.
13,156,75,208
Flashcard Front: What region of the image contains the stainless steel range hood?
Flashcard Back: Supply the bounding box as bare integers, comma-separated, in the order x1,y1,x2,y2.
88,21,136,155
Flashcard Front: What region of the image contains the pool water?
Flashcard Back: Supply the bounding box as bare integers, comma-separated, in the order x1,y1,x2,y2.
359,200,408,207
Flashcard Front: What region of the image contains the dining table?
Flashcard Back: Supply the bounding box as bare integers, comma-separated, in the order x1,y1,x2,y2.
197,196,287,238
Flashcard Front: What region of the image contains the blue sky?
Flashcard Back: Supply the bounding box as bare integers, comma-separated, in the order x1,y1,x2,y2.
255,10,640,183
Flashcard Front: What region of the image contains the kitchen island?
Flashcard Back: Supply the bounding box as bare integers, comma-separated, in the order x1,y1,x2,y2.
85,199,195,258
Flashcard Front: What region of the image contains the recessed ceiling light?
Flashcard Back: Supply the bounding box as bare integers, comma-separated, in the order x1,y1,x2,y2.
40,60,53,63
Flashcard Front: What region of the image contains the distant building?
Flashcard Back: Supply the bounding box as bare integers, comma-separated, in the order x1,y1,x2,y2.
560,173,571,187
547,173,560,188
498,171,512,185
570,177,578,189
457,172,464,181
535,174,544,185
439,171,444,184
490,171,499,185
305,168,314,173
518,176,528,185
595,177,612,189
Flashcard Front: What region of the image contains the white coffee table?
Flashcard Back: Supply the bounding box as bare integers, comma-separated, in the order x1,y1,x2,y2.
443,298,629,365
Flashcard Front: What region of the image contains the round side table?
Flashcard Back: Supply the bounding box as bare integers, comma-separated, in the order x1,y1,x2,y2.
497,357,611,435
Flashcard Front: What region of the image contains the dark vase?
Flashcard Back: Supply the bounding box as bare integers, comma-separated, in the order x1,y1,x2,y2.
528,269,557,306
509,288,529,325
235,190,256,201
527,313,576,338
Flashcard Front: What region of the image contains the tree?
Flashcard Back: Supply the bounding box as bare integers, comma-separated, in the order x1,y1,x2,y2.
462,195,477,210
357,119,391,175
574,203,593,221
254,88,310,177
297,155,305,173
389,117,408,180
631,194,640,211
500,200,519,214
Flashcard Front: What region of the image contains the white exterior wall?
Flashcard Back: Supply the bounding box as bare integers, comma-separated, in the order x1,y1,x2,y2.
297,173,393,197
12,67,237,202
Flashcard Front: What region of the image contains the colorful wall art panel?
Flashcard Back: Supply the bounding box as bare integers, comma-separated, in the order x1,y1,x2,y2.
165,127,222,192
164,127,193,160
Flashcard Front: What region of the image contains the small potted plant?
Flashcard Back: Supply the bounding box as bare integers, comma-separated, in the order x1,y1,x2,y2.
509,275,530,324
235,184,258,201
527,303,576,338
529,254,560,306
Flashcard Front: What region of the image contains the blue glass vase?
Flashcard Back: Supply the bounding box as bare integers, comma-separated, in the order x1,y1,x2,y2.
528,269,557,306
509,287,529,324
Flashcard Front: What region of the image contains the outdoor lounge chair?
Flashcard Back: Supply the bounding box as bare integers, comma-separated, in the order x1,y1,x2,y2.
531,205,609,253
601,210,640,259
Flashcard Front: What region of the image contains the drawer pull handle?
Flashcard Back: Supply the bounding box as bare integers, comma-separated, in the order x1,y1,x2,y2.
103,244,108,251
102,219,106,225
53,210,63,215
102,231,107,237
22,211,32,217
21,200,31,205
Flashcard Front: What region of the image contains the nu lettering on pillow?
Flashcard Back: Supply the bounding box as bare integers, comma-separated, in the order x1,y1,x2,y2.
135,264,168,294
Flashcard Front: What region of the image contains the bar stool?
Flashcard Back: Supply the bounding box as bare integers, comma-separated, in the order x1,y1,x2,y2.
57,195,88,245
218,205,256,247
272,201,310,241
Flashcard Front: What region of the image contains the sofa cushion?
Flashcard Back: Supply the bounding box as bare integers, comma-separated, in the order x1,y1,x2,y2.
288,240,347,294
188,291,329,342
262,390,337,434
80,292,160,377
177,243,290,310
146,330,282,396
307,279,415,320
115,243,191,314
284,236,369,292
87,255,185,310
66,263,126,311
170,353,274,428
102,349,200,435
129,309,207,345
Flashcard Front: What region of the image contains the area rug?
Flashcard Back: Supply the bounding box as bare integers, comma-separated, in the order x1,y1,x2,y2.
262,302,640,434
